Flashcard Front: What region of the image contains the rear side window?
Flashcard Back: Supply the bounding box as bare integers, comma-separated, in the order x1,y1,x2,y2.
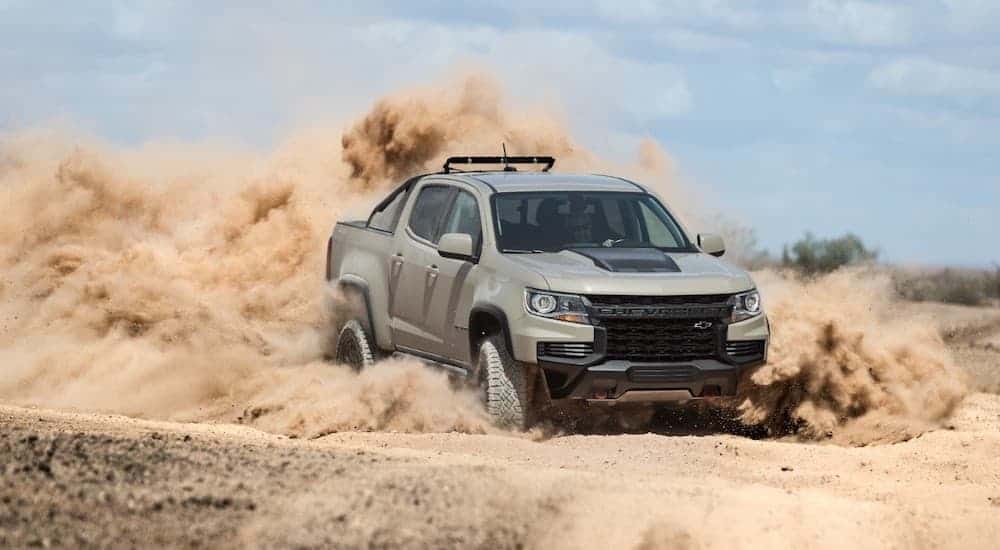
368,186,410,233
408,186,455,243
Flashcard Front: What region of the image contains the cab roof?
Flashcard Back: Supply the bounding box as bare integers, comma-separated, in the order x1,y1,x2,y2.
443,171,647,194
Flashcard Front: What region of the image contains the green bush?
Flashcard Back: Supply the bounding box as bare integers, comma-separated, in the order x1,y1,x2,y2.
989,264,1000,301
781,232,878,275
893,266,1000,307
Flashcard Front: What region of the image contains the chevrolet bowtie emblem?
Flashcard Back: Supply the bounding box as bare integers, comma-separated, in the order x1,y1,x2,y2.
693,321,713,329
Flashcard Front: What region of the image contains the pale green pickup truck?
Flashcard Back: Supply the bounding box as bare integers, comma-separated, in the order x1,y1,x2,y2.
326,156,769,428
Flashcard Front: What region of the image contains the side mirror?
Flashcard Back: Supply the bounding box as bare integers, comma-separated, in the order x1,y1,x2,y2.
698,233,726,257
438,233,476,262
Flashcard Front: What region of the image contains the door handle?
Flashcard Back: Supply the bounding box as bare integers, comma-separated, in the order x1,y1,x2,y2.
426,264,439,279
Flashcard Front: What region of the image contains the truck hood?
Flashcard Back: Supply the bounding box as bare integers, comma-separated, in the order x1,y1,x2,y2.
507,248,754,295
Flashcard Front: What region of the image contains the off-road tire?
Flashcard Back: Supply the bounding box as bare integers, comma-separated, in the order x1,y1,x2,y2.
335,320,375,370
478,336,534,429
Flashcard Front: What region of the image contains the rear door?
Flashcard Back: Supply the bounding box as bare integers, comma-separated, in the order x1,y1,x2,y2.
389,183,456,353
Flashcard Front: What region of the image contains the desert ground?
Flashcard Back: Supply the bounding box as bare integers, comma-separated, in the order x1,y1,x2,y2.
2,302,998,550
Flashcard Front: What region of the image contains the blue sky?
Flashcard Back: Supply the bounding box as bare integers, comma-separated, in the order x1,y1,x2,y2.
2,1,998,266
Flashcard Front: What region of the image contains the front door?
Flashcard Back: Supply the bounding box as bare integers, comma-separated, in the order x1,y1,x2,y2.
421,189,483,361
389,184,455,353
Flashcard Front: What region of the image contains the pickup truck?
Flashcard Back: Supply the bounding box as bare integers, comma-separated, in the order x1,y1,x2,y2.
326,156,769,428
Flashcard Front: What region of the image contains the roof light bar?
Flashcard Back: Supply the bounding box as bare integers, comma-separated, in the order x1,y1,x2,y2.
442,156,556,174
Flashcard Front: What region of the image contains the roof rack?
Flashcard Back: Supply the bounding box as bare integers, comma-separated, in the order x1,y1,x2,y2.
442,155,555,174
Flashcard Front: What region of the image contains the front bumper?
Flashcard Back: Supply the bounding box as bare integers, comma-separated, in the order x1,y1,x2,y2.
542,358,756,404
510,313,769,404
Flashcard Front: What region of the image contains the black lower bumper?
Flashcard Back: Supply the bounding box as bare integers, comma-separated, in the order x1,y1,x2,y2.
539,358,761,403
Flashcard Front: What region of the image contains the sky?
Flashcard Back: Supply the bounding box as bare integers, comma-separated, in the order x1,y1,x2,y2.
2,1,998,266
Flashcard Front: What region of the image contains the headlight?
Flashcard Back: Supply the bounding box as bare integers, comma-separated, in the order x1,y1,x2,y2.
524,289,590,324
728,289,762,322
529,293,557,314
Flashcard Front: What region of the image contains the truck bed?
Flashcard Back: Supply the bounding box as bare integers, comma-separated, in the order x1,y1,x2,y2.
325,220,397,350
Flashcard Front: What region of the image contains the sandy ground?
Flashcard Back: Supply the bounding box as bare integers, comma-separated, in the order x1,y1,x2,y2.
894,301,1000,392
2,303,1000,549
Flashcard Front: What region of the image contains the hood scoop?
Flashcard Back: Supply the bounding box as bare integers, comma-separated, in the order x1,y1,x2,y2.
568,248,681,273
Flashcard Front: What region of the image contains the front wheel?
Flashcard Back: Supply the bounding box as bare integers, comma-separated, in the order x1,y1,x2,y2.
335,320,376,370
477,336,535,430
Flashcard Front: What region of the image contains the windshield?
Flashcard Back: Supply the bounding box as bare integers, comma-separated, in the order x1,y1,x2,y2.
492,192,695,253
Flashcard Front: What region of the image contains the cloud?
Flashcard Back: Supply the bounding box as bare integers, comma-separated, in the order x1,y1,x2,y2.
654,28,750,53
941,0,1000,33
868,57,1000,98
883,105,1000,145
805,0,911,46
593,0,761,29
770,66,815,92
344,20,694,127
0,5,694,144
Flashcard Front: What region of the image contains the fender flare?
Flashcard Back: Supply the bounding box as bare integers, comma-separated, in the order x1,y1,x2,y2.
468,303,515,359
336,275,377,347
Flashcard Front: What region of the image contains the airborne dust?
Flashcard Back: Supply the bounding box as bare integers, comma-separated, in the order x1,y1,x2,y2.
0,75,967,444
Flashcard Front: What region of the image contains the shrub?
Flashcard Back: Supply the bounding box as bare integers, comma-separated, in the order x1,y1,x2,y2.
988,264,1000,301
781,232,878,275
893,266,1000,307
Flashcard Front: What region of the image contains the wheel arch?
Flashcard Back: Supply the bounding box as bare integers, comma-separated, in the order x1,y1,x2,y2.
335,275,377,348
468,303,514,360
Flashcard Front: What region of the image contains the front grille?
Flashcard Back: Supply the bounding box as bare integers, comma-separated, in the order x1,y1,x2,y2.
725,340,765,363
601,318,718,362
538,342,594,359
588,294,729,363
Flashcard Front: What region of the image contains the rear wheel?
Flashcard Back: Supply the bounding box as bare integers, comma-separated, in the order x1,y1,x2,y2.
335,320,375,370
477,336,535,430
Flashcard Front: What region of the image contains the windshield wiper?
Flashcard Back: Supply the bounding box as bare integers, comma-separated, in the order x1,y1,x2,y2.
502,249,546,254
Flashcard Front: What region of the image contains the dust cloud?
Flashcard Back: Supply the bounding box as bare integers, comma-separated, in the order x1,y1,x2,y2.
0,138,490,437
339,73,596,188
0,75,600,438
744,269,969,444
0,74,968,443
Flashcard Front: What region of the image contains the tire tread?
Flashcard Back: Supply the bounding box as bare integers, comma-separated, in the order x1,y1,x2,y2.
479,337,533,429
336,319,375,370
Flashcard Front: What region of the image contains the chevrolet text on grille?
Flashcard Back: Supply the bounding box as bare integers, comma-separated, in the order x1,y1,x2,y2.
593,306,730,318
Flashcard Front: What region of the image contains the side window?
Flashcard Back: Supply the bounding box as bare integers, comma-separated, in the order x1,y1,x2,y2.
368,186,410,233
408,186,454,244
442,191,482,251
